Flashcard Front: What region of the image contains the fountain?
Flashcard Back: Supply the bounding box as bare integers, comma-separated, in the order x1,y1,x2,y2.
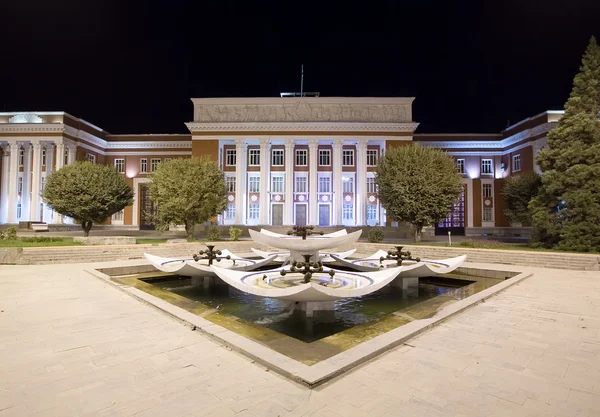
144,226,467,316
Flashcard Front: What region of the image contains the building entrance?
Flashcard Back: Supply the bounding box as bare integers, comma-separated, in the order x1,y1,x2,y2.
435,187,465,236
318,204,330,227
271,204,283,226
139,183,157,230
295,204,307,226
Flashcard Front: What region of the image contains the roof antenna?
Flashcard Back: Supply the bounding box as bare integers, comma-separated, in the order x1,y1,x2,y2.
300,64,304,97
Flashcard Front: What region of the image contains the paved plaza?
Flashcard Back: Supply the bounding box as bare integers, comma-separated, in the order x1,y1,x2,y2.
0,261,599,416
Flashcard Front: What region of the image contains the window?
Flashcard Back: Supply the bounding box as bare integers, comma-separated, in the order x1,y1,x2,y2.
249,149,260,166
271,176,284,193
150,158,161,172
86,153,96,163
249,176,260,193
483,207,493,222
456,159,465,174
114,159,125,173
64,149,69,165
42,149,46,166
248,204,259,219
41,177,45,191
140,158,148,173
481,159,493,175
513,154,521,172
19,149,24,166
17,177,23,193
296,149,307,166
342,177,354,193
295,175,307,193
367,177,377,193
367,205,378,221
342,150,354,166
16,204,21,219
367,149,378,166
164,158,172,163
483,184,493,198
272,149,284,166
226,149,236,166
226,177,236,193
112,210,124,221
225,204,235,220
318,176,331,193
343,204,354,220
319,150,331,166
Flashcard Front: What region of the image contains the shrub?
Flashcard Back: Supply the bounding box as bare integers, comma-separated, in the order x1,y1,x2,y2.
229,227,242,241
0,226,17,240
368,226,385,243
205,225,221,241
459,239,505,249
20,236,64,243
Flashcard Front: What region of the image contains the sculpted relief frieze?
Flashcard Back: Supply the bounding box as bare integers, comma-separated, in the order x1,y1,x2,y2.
194,102,411,123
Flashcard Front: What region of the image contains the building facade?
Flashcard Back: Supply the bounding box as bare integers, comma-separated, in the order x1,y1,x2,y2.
0,98,563,233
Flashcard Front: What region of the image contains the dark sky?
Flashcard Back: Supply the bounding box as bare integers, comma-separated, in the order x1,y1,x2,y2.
2,0,599,134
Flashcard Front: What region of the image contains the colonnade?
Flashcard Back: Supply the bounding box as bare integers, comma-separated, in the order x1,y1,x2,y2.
231,138,373,226
0,139,77,224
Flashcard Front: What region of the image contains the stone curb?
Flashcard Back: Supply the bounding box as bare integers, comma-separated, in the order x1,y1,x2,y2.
86,262,532,388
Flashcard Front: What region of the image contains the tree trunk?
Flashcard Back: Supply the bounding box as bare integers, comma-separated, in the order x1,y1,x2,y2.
81,221,93,237
413,224,423,243
185,220,194,240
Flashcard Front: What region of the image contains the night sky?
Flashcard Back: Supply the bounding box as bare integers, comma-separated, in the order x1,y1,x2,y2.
2,0,599,134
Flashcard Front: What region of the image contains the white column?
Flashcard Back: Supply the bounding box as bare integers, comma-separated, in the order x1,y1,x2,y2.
67,145,77,165
356,140,368,225
53,141,65,224
43,144,55,222
30,143,42,221
1,146,10,223
259,139,270,225
21,144,32,220
234,139,246,225
284,141,294,225
7,142,19,223
55,141,65,170
332,139,343,226
308,139,318,225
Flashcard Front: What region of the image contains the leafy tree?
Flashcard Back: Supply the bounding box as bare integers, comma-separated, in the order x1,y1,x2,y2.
376,144,463,242
149,157,227,239
530,37,600,251
501,172,542,225
42,161,134,236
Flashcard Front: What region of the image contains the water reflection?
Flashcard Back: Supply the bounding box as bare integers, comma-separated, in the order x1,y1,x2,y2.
151,275,483,343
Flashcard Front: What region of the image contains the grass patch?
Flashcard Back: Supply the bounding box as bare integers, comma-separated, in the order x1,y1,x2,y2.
0,238,82,247
136,239,169,245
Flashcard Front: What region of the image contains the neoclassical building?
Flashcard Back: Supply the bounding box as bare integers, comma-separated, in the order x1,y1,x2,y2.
0,97,563,234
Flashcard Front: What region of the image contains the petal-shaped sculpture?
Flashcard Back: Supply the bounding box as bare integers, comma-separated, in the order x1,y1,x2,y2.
144,252,278,278
250,248,357,263
331,252,467,278
259,228,348,238
211,264,404,302
249,229,361,252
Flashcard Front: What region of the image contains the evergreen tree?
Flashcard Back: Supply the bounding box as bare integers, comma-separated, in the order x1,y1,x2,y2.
502,172,541,226
530,37,600,251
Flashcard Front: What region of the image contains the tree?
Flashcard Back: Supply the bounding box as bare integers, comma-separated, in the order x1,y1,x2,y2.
149,157,227,239
42,161,134,236
375,144,463,242
529,37,600,251
501,172,542,226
